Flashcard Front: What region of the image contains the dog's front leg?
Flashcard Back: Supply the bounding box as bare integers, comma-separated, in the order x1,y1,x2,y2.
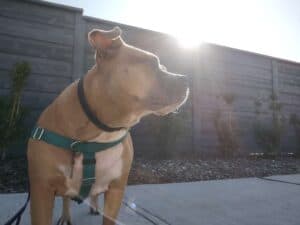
102,135,133,225
30,182,55,225
103,187,125,225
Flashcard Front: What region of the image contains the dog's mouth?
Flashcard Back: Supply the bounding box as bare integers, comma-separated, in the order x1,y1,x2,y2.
154,87,189,116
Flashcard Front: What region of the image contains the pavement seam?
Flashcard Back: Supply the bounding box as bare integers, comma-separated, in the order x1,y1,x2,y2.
257,177,300,186
122,200,159,225
123,196,173,225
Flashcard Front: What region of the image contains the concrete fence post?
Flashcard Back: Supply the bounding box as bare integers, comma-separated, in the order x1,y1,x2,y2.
191,48,204,155
271,59,279,97
72,11,85,81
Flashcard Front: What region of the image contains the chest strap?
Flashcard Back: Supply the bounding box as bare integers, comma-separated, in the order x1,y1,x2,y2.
30,126,128,203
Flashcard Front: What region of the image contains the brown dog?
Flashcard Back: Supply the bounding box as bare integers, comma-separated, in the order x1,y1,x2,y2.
27,27,189,225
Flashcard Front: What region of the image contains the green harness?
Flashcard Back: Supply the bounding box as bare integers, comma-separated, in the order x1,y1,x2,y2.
30,78,128,204
30,126,128,203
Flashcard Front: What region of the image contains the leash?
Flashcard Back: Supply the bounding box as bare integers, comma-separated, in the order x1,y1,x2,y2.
4,189,30,225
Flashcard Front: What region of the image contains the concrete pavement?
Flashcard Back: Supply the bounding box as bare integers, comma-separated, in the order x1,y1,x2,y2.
1,174,300,225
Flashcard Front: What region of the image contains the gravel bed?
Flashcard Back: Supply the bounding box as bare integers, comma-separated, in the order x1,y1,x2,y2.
1,157,299,193
128,157,300,184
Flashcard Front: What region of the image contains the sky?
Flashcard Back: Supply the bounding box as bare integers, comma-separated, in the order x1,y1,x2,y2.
48,0,300,62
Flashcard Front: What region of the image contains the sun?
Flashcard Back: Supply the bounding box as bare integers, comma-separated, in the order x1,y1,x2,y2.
176,32,203,49
160,3,205,49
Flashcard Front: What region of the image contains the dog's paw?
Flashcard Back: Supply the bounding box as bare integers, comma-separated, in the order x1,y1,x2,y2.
56,217,73,225
89,207,100,215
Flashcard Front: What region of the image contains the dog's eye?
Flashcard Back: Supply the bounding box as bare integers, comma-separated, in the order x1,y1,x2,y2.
131,94,141,102
123,68,129,74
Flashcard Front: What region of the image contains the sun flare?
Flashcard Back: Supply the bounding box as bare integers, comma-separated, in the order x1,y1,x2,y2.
176,32,203,49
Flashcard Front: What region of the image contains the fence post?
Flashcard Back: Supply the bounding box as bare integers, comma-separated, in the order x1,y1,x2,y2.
72,11,85,81
271,59,279,97
191,47,204,156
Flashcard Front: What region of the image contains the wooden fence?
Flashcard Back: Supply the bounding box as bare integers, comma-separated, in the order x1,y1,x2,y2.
0,0,299,158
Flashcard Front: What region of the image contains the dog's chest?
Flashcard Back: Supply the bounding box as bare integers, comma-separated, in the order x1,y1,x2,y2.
89,131,125,195
61,131,126,197
91,143,123,194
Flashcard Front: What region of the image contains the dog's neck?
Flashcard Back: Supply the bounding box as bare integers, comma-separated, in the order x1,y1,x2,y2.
37,67,130,141
83,66,136,130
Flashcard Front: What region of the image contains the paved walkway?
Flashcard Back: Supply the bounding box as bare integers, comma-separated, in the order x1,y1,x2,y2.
1,174,299,225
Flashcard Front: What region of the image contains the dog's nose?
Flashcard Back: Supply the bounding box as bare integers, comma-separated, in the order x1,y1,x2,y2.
163,71,190,88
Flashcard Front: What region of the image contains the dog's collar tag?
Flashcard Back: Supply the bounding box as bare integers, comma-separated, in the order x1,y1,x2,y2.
77,78,125,132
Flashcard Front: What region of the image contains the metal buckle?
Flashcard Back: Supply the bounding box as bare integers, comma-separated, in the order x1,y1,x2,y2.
70,141,81,151
32,127,44,140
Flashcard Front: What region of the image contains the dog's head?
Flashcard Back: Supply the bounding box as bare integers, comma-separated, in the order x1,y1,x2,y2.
87,27,189,127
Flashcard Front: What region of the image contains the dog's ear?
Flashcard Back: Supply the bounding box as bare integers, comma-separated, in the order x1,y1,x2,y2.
88,26,123,50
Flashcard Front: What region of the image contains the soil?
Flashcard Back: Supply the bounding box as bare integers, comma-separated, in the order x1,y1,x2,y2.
1,157,299,193
128,157,300,185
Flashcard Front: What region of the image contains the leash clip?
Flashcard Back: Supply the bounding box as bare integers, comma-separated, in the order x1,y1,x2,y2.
70,140,81,151
32,127,45,140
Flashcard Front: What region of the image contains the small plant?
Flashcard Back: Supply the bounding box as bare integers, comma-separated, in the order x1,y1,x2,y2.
289,113,300,154
154,108,189,158
213,93,239,157
253,93,284,154
0,62,31,160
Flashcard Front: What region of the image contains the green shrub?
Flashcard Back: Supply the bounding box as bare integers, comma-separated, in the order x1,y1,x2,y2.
153,108,188,158
253,93,284,154
213,93,239,157
289,113,300,153
0,62,31,160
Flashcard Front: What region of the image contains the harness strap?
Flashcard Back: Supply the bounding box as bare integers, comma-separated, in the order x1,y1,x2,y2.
30,126,128,203
31,126,127,153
